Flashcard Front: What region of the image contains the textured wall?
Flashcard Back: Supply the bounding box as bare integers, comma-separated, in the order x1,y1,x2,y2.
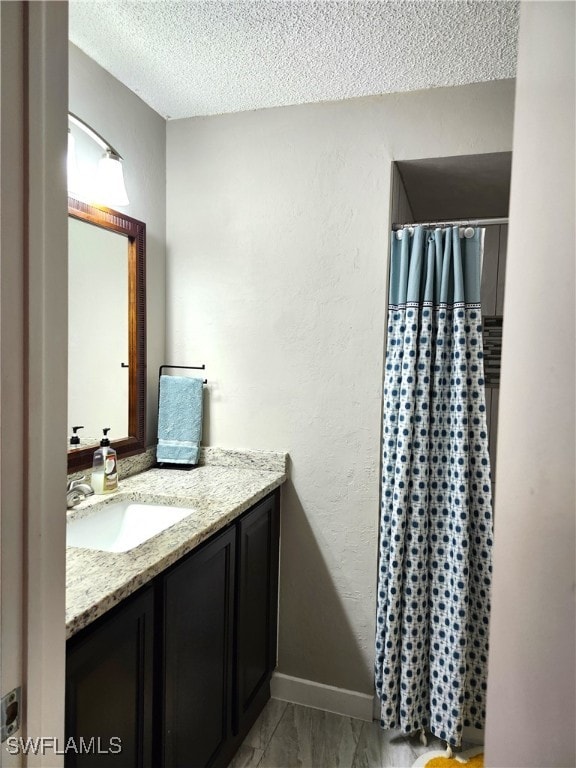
166,80,515,696
485,3,575,767
390,164,415,226
69,43,166,444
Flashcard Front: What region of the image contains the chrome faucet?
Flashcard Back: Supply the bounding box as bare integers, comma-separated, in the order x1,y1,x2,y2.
67,476,94,509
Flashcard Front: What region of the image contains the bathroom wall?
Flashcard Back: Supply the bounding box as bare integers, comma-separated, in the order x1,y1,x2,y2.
166,80,515,707
485,3,575,766
390,163,414,225
69,43,166,443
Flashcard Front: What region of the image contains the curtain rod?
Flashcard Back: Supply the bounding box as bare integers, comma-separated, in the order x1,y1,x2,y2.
392,216,509,231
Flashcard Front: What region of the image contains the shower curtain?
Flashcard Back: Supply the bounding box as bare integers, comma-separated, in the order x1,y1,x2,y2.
374,226,493,747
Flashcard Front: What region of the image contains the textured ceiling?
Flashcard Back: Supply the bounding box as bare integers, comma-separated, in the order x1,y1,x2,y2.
69,1,519,120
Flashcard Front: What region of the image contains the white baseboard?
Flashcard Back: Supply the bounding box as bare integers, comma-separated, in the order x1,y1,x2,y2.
270,672,374,722
271,673,485,743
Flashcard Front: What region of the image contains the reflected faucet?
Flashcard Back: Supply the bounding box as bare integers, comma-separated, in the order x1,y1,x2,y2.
67,476,94,509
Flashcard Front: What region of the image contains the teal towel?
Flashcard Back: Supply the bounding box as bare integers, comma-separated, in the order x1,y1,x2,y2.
157,375,203,464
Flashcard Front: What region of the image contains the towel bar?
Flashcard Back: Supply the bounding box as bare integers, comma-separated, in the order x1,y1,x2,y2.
159,364,207,384
156,364,207,470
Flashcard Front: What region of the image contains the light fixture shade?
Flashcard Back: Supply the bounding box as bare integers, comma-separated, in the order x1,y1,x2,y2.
97,151,129,207
67,131,82,197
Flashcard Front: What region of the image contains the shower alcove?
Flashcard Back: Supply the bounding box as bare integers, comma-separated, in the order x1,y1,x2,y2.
377,151,512,744
390,151,512,507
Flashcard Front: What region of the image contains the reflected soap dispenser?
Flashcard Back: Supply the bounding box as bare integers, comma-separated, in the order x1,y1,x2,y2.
69,425,84,449
91,428,119,494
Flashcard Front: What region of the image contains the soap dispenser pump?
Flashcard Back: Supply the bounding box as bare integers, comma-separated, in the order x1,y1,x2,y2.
91,428,119,494
70,425,84,447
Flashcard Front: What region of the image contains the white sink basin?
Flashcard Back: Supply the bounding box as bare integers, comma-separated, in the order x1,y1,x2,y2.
66,500,196,553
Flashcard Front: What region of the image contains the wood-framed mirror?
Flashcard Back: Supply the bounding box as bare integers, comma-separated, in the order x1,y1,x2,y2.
67,197,146,472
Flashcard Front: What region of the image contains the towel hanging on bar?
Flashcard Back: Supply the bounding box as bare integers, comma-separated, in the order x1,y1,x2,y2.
156,375,204,465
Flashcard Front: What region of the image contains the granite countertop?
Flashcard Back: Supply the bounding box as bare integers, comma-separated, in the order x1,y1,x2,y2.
66,448,287,639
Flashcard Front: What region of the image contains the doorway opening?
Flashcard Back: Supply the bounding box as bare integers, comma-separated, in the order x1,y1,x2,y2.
390,151,512,505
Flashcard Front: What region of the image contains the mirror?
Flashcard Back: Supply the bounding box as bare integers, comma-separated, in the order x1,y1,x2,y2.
67,197,146,471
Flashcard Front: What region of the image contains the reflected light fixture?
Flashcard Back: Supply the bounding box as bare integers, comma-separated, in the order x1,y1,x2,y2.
67,129,81,197
68,112,129,207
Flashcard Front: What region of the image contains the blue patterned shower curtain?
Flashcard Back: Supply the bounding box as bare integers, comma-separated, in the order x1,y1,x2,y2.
375,226,493,747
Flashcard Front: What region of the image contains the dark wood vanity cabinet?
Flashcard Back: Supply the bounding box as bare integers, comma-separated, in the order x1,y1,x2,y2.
65,489,280,768
161,491,280,768
65,587,155,768
162,525,236,768
235,494,280,737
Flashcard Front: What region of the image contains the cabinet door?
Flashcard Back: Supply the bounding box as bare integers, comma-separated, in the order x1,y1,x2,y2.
235,492,280,735
65,587,154,768
162,526,236,768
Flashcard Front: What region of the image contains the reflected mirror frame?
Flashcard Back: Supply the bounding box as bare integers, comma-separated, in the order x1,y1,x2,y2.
67,197,146,472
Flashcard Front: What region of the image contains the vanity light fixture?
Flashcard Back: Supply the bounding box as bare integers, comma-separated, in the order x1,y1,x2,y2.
67,112,129,207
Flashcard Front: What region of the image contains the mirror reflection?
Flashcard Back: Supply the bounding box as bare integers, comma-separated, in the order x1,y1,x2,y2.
67,198,146,472
68,218,129,443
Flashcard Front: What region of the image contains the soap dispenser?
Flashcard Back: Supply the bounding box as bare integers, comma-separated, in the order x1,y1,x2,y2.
69,425,84,448
91,428,119,494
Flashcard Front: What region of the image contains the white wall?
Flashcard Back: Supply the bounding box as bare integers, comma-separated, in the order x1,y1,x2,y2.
390,164,414,226
485,3,575,767
69,43,166,443
166,80,515,700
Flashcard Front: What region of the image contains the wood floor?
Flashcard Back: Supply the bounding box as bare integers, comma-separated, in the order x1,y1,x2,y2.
228,699,447,768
